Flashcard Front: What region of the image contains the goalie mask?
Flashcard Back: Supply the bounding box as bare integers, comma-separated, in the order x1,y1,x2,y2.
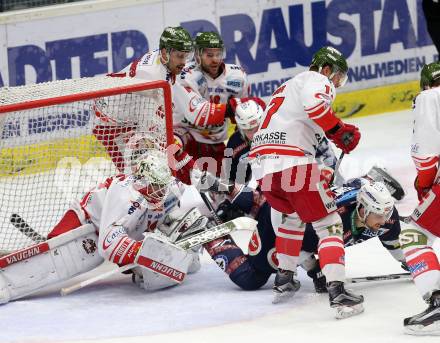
356,181,394,229
132,150,173,207
311,46,348,88
235,100,263,142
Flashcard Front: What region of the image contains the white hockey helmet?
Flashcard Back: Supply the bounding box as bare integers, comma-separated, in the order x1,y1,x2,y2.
132,149,173,207
356,181,394,222
235,100,263,132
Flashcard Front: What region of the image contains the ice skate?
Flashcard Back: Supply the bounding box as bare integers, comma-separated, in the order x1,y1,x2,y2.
404,291,440,336
327,281,364,319
272,269,301,304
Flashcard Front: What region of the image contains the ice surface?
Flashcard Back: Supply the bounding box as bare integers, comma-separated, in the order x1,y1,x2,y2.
1,110,440,343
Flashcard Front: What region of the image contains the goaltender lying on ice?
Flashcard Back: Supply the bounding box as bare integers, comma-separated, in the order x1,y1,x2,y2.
0,149,257,304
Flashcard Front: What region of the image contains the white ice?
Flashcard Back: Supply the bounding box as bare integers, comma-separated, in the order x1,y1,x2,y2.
2,109,440,343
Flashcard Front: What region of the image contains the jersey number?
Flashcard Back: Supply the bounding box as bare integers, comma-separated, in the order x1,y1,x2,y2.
210,95,221,104
261,97,285,129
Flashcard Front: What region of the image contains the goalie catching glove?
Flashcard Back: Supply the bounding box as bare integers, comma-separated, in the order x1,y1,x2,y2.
325,120,361,154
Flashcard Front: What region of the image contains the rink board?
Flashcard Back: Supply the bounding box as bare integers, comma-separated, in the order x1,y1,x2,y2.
334,80,419,119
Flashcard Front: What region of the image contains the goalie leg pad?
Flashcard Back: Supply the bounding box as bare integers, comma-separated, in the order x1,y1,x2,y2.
133,233,193,291
0,224,103,304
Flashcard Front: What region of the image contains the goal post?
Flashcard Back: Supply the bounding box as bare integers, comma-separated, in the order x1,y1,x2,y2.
0,77,173,255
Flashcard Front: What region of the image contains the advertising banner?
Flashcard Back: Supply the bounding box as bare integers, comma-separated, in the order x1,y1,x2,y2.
0,0,437,118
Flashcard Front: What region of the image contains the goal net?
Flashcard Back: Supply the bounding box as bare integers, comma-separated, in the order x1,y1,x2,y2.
0,77,173,255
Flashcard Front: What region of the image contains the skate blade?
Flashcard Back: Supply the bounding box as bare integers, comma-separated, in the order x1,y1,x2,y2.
272,290,295,304
404,321,440,336
335,303,364,319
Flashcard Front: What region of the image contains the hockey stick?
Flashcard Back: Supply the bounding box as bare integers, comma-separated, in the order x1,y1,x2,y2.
10,213,46,243
347,272,411,284
60,216,257,296
200,192,222,225
329,152,345,186
60,263,135,296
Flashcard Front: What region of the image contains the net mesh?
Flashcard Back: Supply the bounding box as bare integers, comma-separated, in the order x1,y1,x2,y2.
0,77,172,254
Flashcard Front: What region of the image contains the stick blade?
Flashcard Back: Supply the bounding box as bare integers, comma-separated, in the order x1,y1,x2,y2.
232,216,258,231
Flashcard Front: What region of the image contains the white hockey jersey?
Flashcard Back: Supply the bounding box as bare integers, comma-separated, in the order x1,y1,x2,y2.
249,71,339,180
411,87,440,187
69,174,183,265
175,62,249,143
120,50,229,144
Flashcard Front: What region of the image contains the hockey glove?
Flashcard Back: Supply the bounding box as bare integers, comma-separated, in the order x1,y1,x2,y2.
225,97,240,119
414,176,431,201
191,169,234,194
306,264,327,293
325,121,361,154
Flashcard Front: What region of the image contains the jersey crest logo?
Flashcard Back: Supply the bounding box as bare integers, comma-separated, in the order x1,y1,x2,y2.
248,230,262,256
214,255,228,271
267,247,279,270
82,238,97,254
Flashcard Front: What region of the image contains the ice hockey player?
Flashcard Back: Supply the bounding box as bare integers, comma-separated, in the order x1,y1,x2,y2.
248,46,363,318
93,27,226,180
0,150,209,304
400,61,440,335
206,180,406,297
225,99,340,185
175,31,265,176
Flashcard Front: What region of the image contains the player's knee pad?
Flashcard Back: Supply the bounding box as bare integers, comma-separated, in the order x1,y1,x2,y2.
132,233,193,292
0,224,103,304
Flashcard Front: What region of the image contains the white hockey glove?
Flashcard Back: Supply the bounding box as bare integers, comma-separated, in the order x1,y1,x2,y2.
190,169,234,194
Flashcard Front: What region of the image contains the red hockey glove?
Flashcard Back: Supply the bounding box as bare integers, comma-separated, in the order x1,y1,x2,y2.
325,121,361,154
167,137,196,185
414,176,431,201
225,97,240,119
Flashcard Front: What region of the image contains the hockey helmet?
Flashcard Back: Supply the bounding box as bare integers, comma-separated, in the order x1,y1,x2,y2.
356,181,394,223
420,62,440,90
132,149,173,207
311,46,348,87
235,100,263,131
194,32,224,51
194,31,225,61
159,26,193,53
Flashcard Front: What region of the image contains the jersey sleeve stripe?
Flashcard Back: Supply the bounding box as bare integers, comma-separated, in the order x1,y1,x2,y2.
304,100,325,112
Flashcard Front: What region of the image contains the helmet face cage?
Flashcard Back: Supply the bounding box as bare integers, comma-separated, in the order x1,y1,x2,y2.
356,182,394,225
